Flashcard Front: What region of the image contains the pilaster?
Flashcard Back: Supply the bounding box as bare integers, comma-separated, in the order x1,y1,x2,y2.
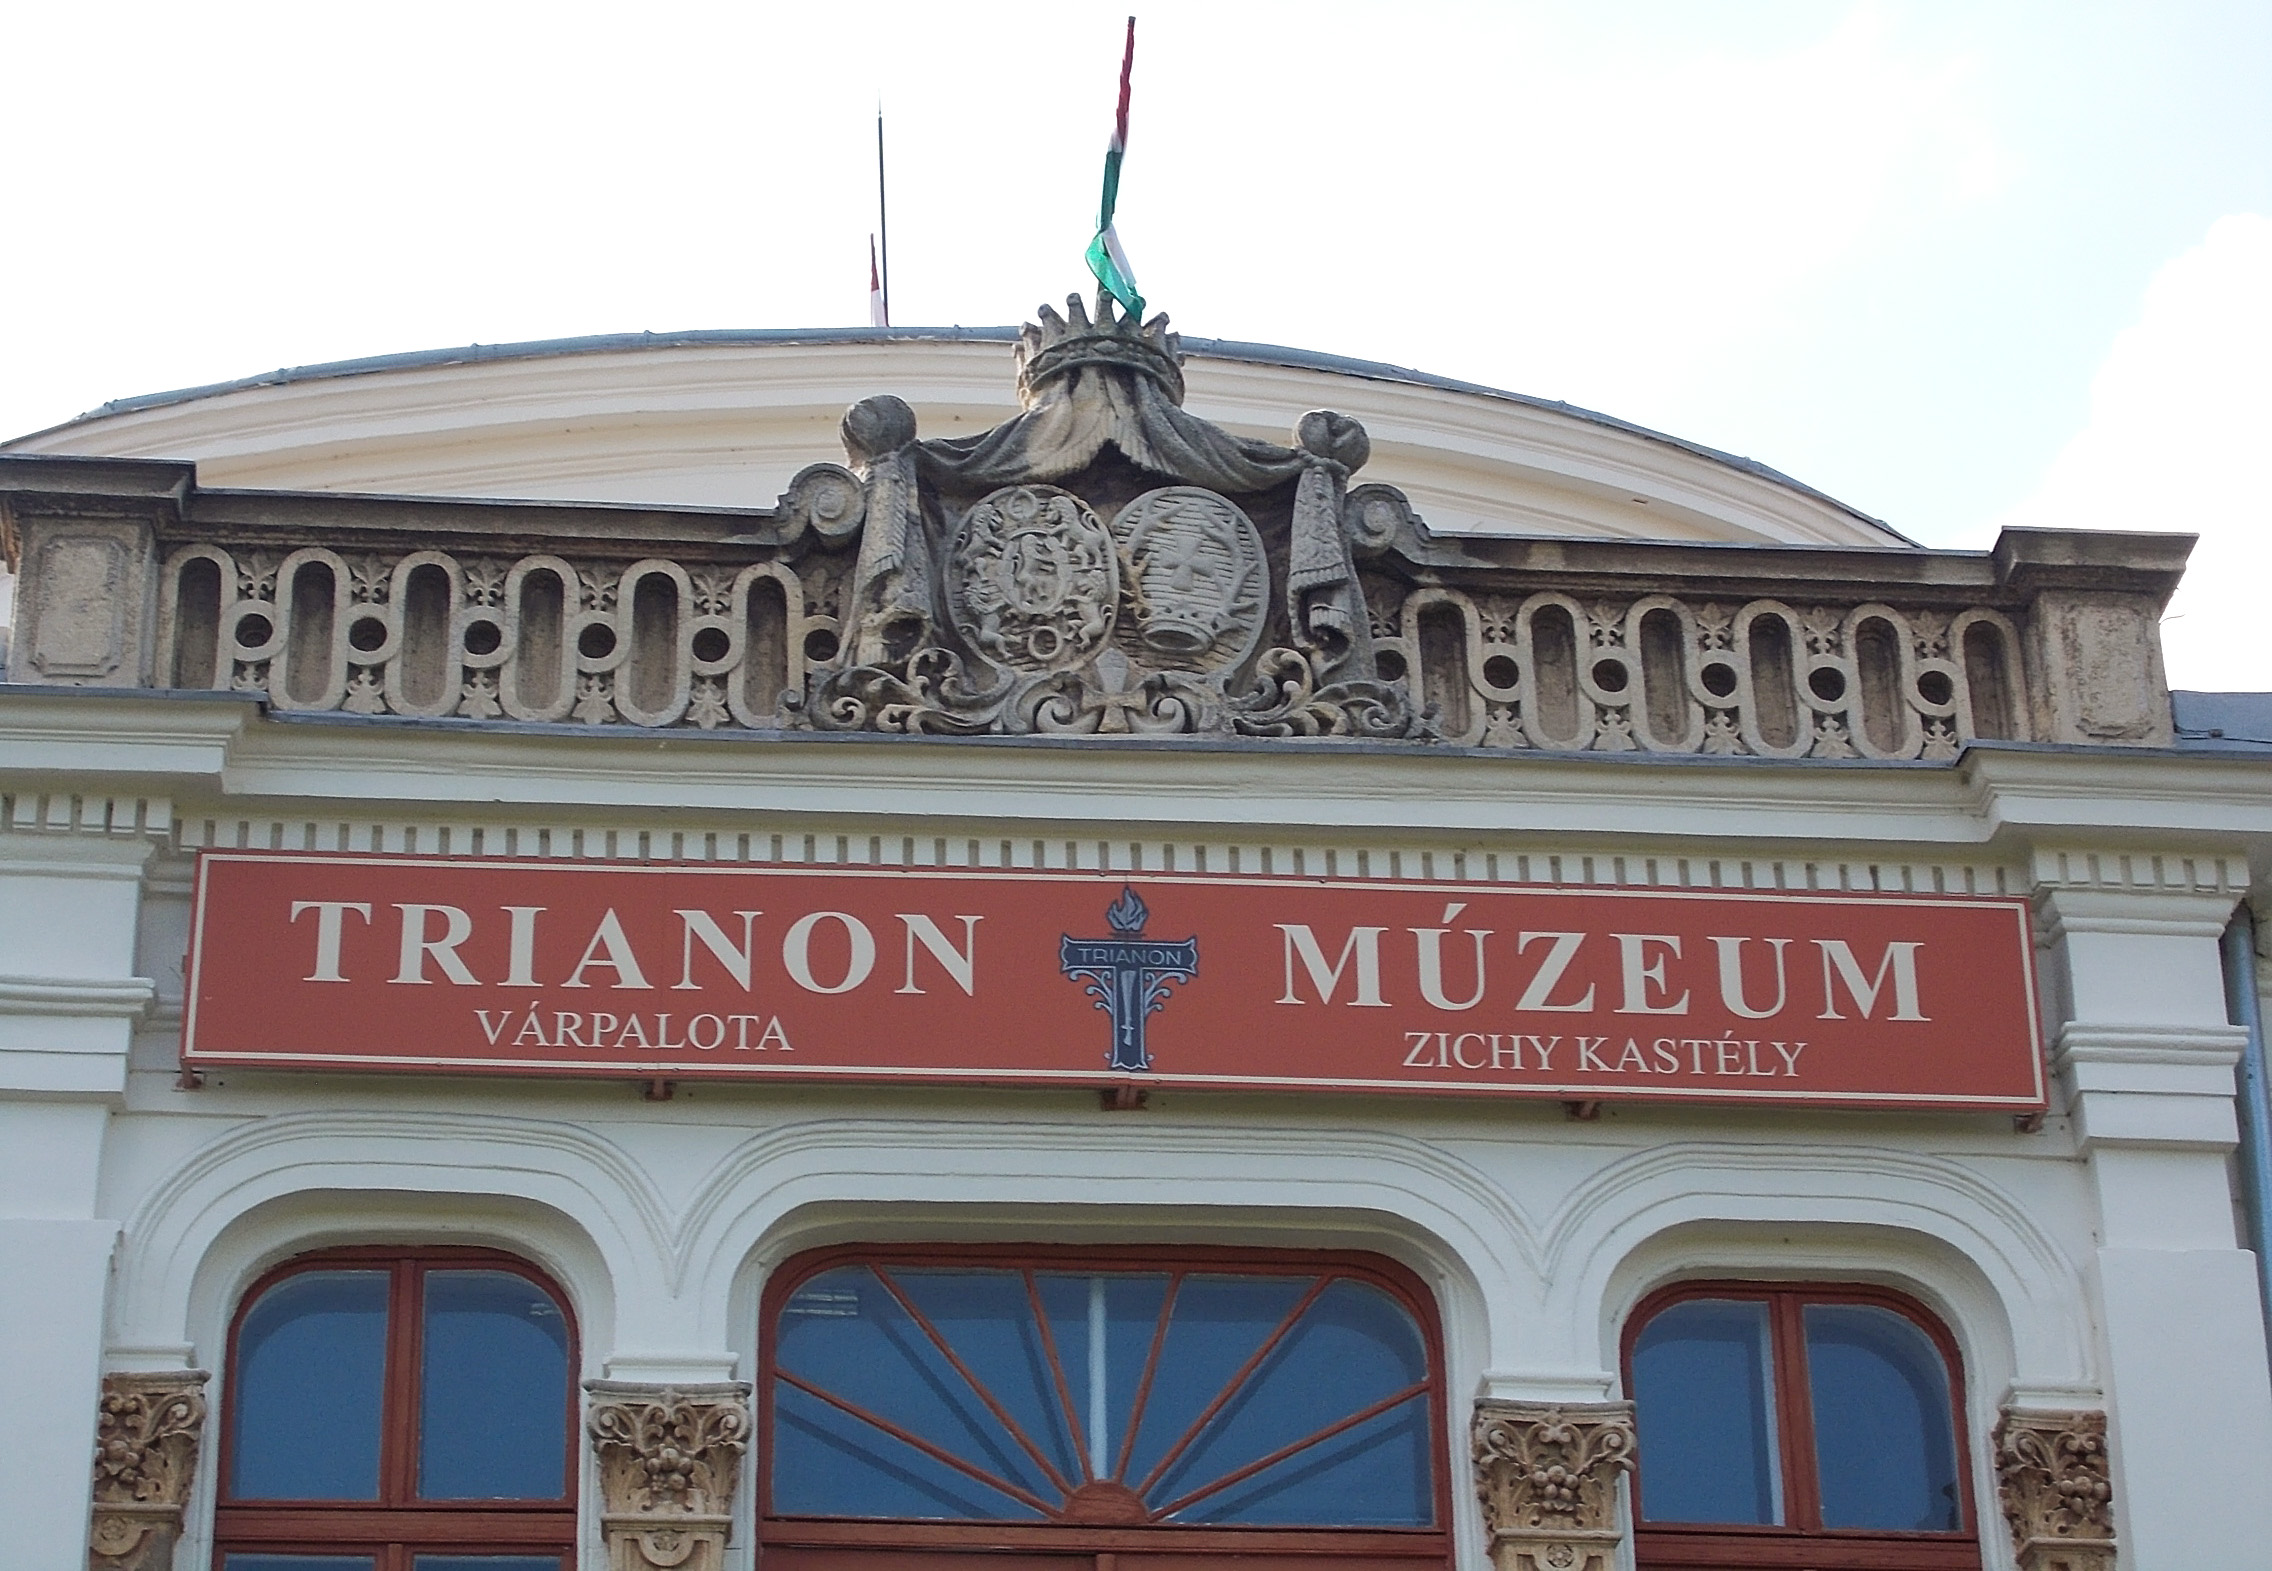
2030,849,2272,1567
585,1381,751,1571
1470,1399,1635,1571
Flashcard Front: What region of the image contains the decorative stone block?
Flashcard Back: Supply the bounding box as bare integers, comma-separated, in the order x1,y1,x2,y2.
2026,591,2172,747
586,1380,751,1571
1994,1407,2117,1571
87,1370,207,1571
1471,1399,1635,1571
11,514,158,687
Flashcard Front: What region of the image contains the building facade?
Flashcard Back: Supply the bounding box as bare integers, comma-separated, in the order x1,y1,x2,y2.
3,295,2270,1571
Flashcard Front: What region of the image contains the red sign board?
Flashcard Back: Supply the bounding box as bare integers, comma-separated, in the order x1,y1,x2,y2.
182,852,2045,1111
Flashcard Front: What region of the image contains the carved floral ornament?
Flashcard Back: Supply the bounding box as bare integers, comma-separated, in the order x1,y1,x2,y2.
1994,1407,2117,1571
586,1381,751,1571
1470,1399,1636,1571
87,1371,208,1571
88,283,2183,750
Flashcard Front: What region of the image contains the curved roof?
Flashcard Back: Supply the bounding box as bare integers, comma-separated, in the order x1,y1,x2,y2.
1,326,1912,550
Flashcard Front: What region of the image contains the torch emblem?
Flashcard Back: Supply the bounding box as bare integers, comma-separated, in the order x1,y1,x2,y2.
1059,886,1199,1073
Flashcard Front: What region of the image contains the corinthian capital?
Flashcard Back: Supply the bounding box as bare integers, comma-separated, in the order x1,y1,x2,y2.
586,1380,751,1571
88,1371,208,1571
1994,1407,2117,1571
1470,1399,1636,1571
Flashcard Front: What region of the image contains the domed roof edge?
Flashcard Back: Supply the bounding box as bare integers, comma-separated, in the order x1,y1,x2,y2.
20,325,1910,545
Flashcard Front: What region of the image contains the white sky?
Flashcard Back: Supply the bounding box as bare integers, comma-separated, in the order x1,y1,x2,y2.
4,0,2267,686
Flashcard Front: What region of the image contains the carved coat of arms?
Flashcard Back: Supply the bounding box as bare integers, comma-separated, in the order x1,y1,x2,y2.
810,290,1427,741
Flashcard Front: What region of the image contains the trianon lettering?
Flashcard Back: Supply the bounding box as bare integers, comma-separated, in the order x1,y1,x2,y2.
187,852,2044,1111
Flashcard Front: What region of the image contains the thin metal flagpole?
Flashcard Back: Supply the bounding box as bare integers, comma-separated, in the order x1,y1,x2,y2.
876,106,891,327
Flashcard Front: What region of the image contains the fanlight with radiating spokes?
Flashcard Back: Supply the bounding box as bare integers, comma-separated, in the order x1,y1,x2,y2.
767,1260,1437,1528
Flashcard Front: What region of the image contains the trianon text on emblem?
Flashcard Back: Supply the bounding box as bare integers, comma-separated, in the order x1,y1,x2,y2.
1059,885,1199,1073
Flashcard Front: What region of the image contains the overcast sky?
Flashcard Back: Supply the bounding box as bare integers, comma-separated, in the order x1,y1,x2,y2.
5,1,2267,687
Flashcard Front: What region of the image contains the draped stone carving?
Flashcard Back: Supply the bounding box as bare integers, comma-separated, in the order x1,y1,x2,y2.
1995,1407,2117,1571
587,1381,751,1571
87,1371,207,1571
1471,1400,1636,1571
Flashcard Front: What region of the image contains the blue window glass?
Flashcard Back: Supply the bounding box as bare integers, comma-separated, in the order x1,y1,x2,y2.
418,1269,571,1500
222,1558,376,1570
230,1270,389,1500
1806,1304,1962,1530
413,1559,566,1571
770,1260,1436,1528
1630,1298,1782,1525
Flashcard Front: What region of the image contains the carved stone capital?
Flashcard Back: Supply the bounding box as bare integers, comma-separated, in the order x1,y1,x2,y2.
1994,1407,2117,1571
1471,1399,1636,1571
88,1370,208,1571
586,1380,752,1571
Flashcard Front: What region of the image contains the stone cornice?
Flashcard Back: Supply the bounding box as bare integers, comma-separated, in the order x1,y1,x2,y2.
1,689,2268,857
0,975,156,1020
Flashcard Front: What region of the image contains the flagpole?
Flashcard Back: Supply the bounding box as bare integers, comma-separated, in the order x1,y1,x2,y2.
875,107,891,327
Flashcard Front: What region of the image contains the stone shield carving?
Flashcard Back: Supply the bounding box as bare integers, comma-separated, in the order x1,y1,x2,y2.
1109,486,1268,672
947,485,1118,671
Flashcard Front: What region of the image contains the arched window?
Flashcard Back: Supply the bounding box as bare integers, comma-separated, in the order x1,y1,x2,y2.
1623,1283,1979,1570
760,1245,1451,1569
216,1247,576,1571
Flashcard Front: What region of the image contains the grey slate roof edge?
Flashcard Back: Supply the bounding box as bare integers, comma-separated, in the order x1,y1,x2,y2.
2173,690,2272,749
6,326,1911,547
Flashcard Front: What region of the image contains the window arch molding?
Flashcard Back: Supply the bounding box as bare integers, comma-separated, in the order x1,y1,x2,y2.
1588,1215,2030,1419
150,1190,621,1567
212,1242,582,1569
756,1240,1459,1568
1538,1144,2083,1395
109,1108,648,1386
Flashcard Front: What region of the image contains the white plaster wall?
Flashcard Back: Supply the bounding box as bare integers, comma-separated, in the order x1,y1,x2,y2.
3,731,2269,1569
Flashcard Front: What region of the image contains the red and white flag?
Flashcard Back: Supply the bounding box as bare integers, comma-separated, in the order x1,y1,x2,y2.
868,235,888,327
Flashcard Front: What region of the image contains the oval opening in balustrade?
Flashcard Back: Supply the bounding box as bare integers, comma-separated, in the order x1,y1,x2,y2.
284,560,337,705
1528,603,1582,745
1852,616,1904,753
396,563,454,711
1639,607,1687,742
1748,613,1800,749
1963,622,2016,740
625,571,681,715
171,557,223,688
743,576,791,719
514,569,568,711
1417,602,1472,738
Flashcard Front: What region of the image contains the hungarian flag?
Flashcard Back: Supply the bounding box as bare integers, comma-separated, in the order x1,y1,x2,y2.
1084,17,1143,321
869,235,888,328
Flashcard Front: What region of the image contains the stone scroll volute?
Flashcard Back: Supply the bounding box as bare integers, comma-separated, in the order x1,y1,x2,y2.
1471,1399,1636,1571
88,1371,208,1571
1994,1407,2117,1571
586,1381,752,1571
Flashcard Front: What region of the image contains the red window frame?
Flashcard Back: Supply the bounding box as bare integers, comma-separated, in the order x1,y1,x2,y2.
1622,1281,1981,1571
758,1243,1455,1571
213,1245,578,1570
